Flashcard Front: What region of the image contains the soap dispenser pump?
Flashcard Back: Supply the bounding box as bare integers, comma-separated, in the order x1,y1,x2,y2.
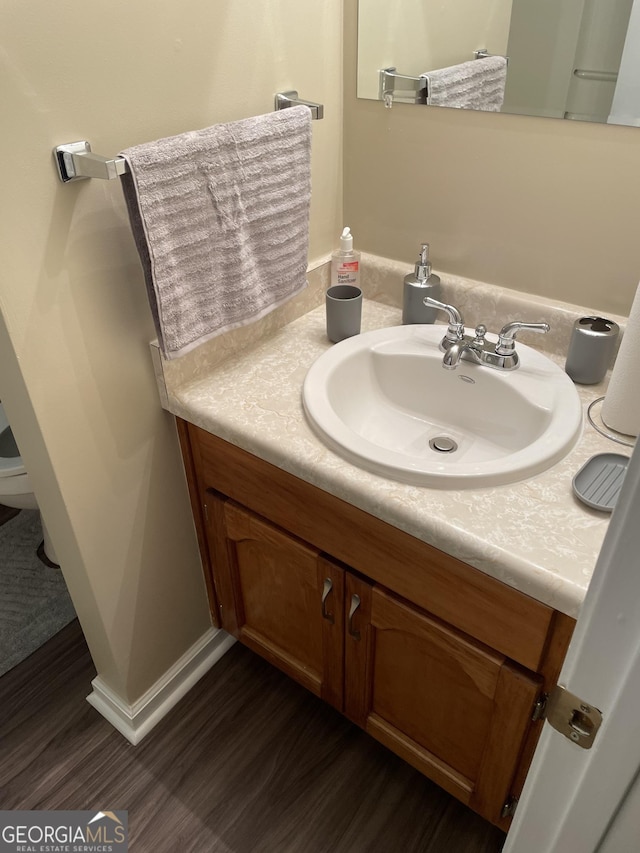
402,243,441,324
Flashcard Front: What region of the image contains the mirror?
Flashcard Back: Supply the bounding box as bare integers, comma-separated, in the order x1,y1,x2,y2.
357,0,640,127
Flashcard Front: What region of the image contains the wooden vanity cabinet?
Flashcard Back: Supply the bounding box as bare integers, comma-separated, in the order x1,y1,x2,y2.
178,419,575,830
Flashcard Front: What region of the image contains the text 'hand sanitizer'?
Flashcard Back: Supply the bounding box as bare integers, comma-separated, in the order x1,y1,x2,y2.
331,227,361,288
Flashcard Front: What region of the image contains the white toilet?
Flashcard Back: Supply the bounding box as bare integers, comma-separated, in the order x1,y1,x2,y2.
0,401,58,564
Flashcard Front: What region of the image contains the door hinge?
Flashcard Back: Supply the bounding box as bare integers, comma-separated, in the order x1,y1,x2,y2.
501,796,519,819
203,500,209,524
538,685,602,750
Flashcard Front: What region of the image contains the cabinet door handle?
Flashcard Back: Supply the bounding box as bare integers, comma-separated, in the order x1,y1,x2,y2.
321,577,334,623
348,594,361,640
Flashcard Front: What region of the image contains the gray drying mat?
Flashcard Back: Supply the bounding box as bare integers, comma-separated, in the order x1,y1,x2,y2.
573,453,630,512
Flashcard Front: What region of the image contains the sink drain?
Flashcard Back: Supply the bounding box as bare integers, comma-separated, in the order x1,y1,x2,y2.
429,436,458,453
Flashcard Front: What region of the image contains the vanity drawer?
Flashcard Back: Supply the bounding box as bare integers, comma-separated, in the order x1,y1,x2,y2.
187,424,560,673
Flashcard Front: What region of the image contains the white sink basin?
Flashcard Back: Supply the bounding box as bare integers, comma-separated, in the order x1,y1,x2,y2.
302,324,582,488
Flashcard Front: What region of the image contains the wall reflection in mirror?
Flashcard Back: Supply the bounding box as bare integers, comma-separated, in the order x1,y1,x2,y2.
357,0,640,126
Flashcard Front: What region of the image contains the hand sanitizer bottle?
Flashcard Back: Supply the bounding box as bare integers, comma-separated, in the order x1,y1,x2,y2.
402,243,441,324
331,227,361,288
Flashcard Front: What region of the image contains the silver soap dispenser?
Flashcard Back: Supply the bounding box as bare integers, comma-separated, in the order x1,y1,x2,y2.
402,243,441,324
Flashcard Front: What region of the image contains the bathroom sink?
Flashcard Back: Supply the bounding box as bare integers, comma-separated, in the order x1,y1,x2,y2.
302,324,582,488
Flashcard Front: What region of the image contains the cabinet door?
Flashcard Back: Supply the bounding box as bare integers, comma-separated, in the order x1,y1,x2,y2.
344,578,542,826
211,498,344,710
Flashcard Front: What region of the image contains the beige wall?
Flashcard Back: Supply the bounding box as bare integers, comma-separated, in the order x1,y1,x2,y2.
345,0,640,318
0,1,342,703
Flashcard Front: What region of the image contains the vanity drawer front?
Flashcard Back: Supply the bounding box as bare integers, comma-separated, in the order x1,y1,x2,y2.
189,425,556,672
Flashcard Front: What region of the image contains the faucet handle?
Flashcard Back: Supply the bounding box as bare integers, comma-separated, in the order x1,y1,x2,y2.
473,324,487,344
496,321,550,355
423,297,465,341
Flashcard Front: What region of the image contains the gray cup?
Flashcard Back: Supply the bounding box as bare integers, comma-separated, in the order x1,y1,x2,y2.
565,316,620,384
326,285,362,342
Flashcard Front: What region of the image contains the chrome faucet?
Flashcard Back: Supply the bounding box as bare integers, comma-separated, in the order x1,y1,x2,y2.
442,325,489,369
423,297,550,371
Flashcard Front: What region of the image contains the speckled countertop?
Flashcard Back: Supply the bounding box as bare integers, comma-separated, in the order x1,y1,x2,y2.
157,279,629,619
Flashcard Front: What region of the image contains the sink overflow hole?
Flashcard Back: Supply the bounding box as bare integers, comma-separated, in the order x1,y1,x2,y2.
429,436,458,454
459,374,475,384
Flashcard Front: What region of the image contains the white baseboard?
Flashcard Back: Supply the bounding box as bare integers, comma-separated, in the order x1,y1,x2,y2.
86,628,236,745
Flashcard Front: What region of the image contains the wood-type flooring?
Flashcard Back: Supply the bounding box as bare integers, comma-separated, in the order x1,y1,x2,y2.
0,620,506,853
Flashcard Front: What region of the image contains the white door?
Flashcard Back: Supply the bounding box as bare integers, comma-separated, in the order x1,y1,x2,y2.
598,766,640,852
503,436,640,853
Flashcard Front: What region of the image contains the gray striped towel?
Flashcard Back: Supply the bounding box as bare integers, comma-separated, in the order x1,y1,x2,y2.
423,56,506,112
120,105,312,359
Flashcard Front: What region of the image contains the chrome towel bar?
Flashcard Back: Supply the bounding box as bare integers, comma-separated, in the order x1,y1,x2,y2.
379,68,428,105
54,141,128,183
53,91,324,183
473,48,509,65
274,90,324,120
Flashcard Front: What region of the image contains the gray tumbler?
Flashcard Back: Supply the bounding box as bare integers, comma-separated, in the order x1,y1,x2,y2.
326,285,362,342
565,317,619,384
